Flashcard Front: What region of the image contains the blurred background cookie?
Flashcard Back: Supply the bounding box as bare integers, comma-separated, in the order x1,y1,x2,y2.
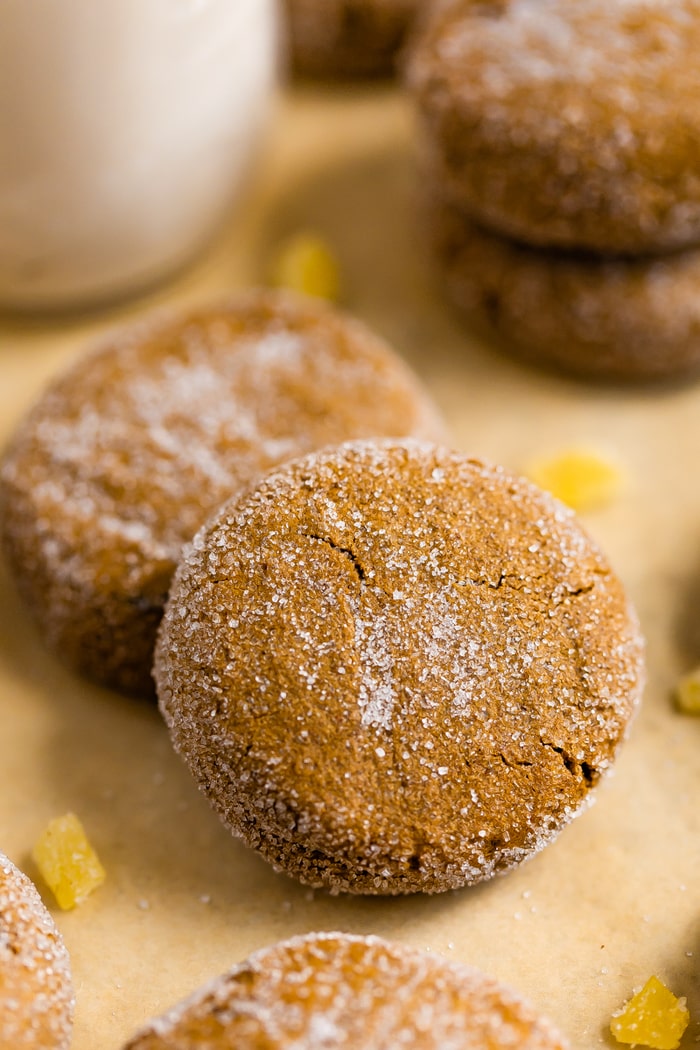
124,932,570,1049
428,191,700,382
0,290,444,697
0,852,74,1050
408,0,700,380
156,440,644,895
286,0,421,78
408,0,700,254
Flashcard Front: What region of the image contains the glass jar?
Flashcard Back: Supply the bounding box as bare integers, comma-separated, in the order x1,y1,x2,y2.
0,0,278,310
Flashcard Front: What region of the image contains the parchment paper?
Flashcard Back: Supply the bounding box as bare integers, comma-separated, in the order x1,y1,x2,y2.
2,84,699,1050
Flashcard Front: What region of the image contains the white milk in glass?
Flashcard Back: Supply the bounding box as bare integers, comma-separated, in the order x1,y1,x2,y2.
0,0,278,309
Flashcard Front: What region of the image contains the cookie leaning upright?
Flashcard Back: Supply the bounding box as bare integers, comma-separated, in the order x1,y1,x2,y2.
123,932,569,1049
0,290,444,697
155,440,644,895
0,852,74,1050
408,0,700,254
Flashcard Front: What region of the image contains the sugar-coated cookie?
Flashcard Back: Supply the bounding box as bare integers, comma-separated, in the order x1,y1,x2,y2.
0,852,74,1050
408,0,700,254
428,190,700,382
0,291,444,696
123,932,570,1049
156,440,644,894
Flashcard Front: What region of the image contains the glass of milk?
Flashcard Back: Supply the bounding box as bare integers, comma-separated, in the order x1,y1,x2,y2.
0,0,278,310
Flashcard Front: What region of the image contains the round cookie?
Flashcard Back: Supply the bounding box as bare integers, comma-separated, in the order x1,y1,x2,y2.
0,852,74,1050
0,290,444,697
123,932,569,1050
155,439,644,895
408,0,700,254
286,0,420,78
428,190,700,382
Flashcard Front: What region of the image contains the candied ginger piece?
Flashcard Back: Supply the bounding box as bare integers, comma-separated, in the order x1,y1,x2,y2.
269,232,341,301
610,975,689,1049
675,666,700,714
32,812,105,910
526,447,624,512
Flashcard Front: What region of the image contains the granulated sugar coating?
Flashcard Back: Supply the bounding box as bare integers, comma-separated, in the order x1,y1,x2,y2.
0,852,74,1050
0,290,444,696
156,440,644,895
286,0,420,78
123,932,570,1049
408,0,700,254
427,191,700,382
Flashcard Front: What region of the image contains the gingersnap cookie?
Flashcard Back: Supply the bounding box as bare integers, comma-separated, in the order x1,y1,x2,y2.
124,932,569,1049
428,190,700,382
0,852,74,1050
286,0,420,78
156,439,644,895
0,290,444,697
408,0,700,254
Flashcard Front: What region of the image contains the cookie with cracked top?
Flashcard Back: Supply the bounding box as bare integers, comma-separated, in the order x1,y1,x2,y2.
123,931,570,1049
0,290,444,697
155,439,644,895
408,0,700,254
0,852,74,1050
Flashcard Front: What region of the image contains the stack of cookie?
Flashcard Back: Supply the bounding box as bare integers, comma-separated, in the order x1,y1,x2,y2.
285,0,421,77
407,0,700,382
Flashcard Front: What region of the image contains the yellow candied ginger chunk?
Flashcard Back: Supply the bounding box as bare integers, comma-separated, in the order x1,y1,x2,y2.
611,976,689,1049
526,447,624,512
32,812,105,910
675,666,700,714
269,232,341,302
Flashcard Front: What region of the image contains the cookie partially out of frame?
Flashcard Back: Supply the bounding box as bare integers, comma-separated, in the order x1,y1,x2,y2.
123,932,570,1049
286,0,420,77
0,852,74,1050
156,439,644,895
0,290,444,696
428,190,700,382
408,0,700,254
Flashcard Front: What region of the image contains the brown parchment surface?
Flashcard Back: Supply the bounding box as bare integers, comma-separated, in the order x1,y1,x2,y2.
1,85,700,1050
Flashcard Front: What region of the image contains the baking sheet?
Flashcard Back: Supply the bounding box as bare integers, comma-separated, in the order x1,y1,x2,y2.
2,83,700,1049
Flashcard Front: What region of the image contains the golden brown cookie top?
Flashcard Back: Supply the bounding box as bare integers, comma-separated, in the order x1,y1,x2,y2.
124,932,570,1049
0,852,74,1050
408,0,700,252
156,440,644,894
